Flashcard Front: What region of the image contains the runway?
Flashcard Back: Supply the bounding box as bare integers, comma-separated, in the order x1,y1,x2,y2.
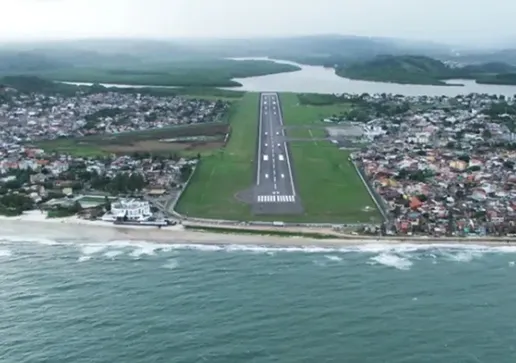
253,93,302,215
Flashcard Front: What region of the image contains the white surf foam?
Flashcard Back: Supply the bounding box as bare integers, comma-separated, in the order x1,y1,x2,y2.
104,250,124,259
443,250,483,263
324,255,343,262
81,245,107,255
162,259,179,270
77,256,91,262
4,234,516,262
0,248,12,257
369,253,413,270
0,235,60,245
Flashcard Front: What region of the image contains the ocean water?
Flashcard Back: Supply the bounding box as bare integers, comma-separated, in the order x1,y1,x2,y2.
1,238,516,362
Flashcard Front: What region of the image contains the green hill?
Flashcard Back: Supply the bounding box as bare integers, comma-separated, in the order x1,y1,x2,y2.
336,55,516,86
475,73,516,85
336,55,455,85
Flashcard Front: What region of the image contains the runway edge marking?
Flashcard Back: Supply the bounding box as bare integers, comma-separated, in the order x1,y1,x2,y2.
256,93,264,186
275,93,297,197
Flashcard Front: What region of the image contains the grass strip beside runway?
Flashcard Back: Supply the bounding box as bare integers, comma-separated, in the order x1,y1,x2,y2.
279,93,382,224
177,92,382,224
175,93,258,220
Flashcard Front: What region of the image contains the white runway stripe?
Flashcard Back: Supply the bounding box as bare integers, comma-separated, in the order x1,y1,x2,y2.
257,195,295,203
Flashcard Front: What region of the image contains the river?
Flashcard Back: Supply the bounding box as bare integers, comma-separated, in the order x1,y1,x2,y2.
63,57,516,97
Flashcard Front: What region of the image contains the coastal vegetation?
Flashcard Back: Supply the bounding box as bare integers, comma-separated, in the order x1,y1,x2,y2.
0,75,245,99
336,55,455,85
0,51,300,87
335,55,516,86
46,202,82,218
0,193,34,216
37,59,300,87
475,73,516,85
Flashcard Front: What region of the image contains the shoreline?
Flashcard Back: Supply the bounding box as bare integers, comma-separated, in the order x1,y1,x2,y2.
2,212,516,248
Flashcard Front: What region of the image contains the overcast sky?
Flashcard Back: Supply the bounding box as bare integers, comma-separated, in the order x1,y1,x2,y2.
1,0,514,46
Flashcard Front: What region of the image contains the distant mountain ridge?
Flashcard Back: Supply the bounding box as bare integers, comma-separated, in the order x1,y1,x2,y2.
0,35,453,63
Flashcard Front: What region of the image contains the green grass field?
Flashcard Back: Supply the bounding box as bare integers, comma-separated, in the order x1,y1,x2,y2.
33,123,229,158
288,143,380,223
176,92,381,223
175,93,258,220
280,93,381,223
280,94,352,124
280,93,351,139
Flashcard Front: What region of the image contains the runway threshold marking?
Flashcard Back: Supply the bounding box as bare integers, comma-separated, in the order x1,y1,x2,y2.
257,195,296,203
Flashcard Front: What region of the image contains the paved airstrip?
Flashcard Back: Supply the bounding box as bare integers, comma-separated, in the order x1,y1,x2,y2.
252,93,303,215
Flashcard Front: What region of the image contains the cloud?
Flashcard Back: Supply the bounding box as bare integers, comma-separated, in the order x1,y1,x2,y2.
0,0,515,45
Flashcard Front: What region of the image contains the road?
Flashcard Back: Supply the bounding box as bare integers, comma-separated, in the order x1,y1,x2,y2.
253,93,302,215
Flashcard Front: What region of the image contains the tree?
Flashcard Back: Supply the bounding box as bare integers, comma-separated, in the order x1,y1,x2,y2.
180,164,193,182
482,129,492,139
104,196,111,211
458,154,470,163
447,210,454,235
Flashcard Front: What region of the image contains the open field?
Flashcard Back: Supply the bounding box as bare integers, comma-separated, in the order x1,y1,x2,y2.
279,93,382,223
281,93,352,138
175,93,259,219
282,93,353,126
33,122,230,157
288,143,381,223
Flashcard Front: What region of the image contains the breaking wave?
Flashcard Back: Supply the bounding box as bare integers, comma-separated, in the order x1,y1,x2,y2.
2,235,516,270
369,253,413,270
162,259,179,270
0,248,12,257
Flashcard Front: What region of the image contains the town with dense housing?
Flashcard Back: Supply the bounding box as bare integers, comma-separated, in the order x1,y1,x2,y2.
351,93,516,237
0,83,223,224
2,78,516,238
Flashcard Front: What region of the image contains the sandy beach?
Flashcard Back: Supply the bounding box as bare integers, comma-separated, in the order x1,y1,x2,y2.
1,211,516,248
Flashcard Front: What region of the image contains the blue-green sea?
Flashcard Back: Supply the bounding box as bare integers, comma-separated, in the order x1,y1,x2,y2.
1,237,516,362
